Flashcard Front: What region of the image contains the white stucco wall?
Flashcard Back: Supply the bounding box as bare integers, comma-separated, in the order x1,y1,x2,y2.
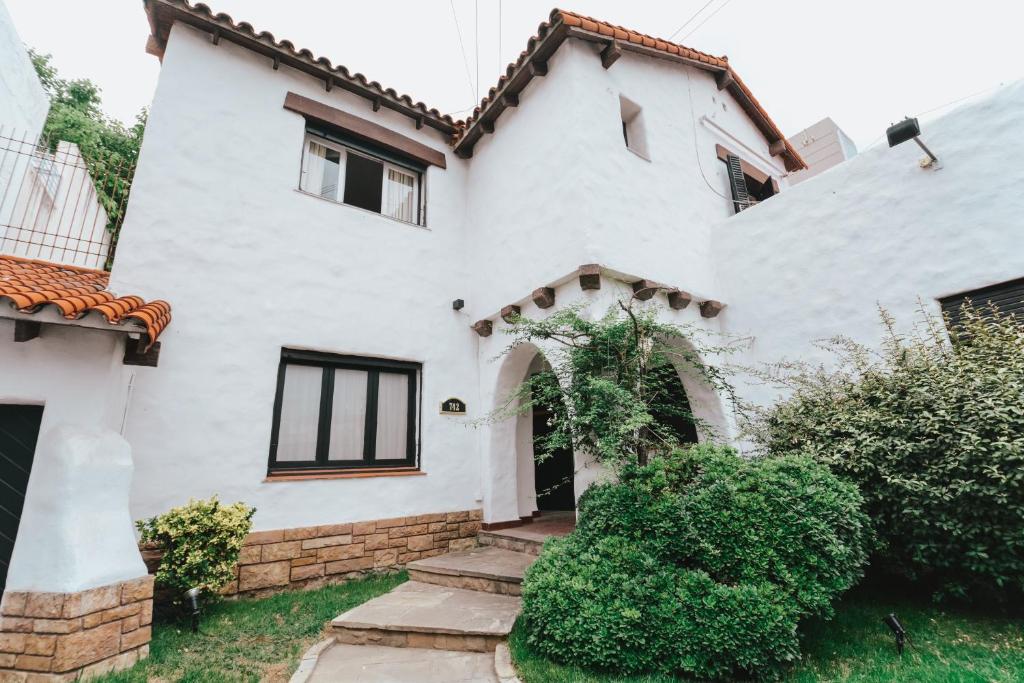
715,80,1024,414
0,0,47,138
110,24,481,530
464,42,789,319
111,21,798,529
0,318,147,591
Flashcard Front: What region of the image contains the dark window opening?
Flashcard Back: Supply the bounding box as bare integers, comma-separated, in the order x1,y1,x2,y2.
0,404,43,594
268,350,419,474
342,152,384,213
718,145,778,214
940,277,1024,330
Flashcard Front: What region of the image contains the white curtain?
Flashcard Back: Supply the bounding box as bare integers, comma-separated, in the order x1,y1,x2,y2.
300,140,327,195
328,369,368,460
384,168,416,223
375,373,409,460
276,365,322,462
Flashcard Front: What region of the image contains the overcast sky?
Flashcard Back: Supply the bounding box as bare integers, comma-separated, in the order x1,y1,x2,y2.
7,0,1023,150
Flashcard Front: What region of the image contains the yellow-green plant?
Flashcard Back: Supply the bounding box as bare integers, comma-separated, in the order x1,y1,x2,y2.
137,497,255,600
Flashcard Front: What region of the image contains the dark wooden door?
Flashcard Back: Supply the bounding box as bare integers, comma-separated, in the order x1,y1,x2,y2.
0,405,43,594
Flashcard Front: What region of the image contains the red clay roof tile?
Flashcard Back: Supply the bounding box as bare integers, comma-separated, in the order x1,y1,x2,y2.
0,255,171,347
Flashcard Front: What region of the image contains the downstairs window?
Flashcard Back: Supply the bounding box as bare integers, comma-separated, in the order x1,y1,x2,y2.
300,132,424,225
268,350,420,473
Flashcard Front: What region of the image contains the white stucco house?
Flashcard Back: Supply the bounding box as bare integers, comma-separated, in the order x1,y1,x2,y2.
1,0,1022,676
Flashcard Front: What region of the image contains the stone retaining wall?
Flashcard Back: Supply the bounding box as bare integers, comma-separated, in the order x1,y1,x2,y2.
0,576,154,681
221,509,482,596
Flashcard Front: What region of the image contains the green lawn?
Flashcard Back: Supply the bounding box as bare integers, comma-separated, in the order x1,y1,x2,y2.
510,589,1024,682
96,571,406,683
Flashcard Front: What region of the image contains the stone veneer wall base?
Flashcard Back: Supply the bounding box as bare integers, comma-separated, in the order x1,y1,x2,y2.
217,509,482,597
0,576,154,682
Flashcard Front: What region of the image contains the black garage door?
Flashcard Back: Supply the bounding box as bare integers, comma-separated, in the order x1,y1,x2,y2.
0,405,43,594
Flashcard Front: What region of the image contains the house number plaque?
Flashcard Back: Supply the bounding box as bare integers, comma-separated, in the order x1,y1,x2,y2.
440,398,467,415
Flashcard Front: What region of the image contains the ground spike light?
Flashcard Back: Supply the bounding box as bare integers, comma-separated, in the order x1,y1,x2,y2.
186,586,202,633
883,612,907,655
886,117,938,168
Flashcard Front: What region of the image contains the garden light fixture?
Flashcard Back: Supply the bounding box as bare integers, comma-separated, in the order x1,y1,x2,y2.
186,587,202,633
883,612,907,654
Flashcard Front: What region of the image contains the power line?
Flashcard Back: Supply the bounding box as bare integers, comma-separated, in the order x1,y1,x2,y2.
680,0,737,43
475,0,480,104
449,0,476,104
498,0,502,69
668,0,716,41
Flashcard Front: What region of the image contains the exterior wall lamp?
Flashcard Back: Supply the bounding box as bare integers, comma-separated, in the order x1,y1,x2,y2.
886,117,938,168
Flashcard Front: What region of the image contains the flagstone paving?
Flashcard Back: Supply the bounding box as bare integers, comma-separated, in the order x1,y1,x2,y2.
299,513,574,682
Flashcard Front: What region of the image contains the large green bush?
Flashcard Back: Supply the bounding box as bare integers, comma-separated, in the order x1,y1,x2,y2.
747,306,1024,600
137,496,255,600
522,445,870,680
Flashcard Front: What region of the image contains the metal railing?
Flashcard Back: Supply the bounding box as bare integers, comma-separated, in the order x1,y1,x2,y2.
0,127,136,270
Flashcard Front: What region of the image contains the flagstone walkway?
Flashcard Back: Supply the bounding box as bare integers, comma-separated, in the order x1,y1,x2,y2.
294,512,574,683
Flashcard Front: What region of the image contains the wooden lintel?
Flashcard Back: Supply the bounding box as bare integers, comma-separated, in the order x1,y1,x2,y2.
501,92,519,107
13,320,41,342
715,69,735,91
600,40,622,69
768,139,787,157
284,92,447,168
124,338,161,367
527,60,548,77
372,96,382,112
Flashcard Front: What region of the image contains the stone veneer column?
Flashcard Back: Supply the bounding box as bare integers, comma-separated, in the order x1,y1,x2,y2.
0,575,154,681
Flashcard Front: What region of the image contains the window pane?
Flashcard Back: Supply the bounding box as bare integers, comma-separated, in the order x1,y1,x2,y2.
374,373,409,460
328,369,368,460
276,365,322,462
384,168,416,223
301,141,342,200
343,153,384,213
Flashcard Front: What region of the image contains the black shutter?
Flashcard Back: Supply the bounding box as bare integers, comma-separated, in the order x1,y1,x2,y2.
940,277,1024,329
726,154,750,214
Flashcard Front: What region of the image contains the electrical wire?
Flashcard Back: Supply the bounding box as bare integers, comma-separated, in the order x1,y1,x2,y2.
498,0,502,69
679,0,737,42
449,0,476,104
475,0,480,104
668,0,717,41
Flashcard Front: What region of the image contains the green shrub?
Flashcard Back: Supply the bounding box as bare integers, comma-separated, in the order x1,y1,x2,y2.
747,306,1024,600
137,496,255,600
522,445,869,679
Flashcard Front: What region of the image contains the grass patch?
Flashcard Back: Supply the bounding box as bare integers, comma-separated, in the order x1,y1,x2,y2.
97,571,406,683
511,588,1024,682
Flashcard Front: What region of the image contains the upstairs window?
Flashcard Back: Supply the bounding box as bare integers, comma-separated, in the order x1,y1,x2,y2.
300,133,423,225
619,95,650,160
269,350,420,474
716,144,778,214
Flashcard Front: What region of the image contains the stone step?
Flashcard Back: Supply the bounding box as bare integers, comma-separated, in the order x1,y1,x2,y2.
299,641,501,683
477,529,545,556
330,581,521,653
407,547,534,595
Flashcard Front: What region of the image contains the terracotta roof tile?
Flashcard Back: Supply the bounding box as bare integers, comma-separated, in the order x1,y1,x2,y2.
0,255,171,347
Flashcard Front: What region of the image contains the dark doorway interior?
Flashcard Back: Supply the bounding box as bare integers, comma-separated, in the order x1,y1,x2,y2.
0,405,43,594
651,364,699,445
532,405,576,511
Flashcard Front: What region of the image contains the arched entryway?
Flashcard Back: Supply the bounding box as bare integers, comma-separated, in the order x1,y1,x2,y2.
527,358,576,512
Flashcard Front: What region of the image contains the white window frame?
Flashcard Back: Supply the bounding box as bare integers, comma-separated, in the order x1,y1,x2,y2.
299,133,425,226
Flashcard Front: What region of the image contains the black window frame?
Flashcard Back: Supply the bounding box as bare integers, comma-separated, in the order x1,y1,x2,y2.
939,276,1024,331
300,127,427,227
268,349,421,474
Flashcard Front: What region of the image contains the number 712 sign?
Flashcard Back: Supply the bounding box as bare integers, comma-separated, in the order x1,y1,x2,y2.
440,398,467,415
